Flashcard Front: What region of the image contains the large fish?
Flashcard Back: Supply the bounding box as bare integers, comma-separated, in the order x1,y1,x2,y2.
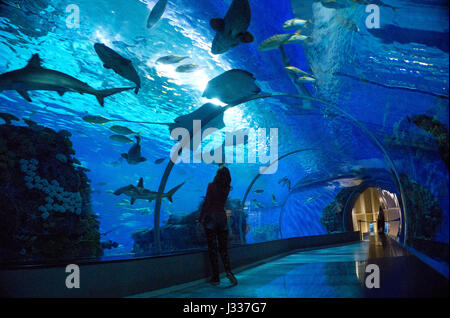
258,33,294,51
121,135,147,165
169,102,226,152
146,0,168,29
155,55,189,64
283,18,309,30
285,33,310,43
94,43,141,94
109,125,136,135
82,115,111,125
210,0,254,54
114,177,184,205
175,64,201,73
202,69,261,104
110,135,134,144
0,54,133,106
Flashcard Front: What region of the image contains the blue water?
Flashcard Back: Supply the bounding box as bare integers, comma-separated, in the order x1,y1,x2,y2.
0,0,448,262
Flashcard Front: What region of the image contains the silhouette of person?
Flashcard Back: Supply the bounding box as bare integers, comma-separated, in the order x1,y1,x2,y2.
198,164,237,286
377,205,385,235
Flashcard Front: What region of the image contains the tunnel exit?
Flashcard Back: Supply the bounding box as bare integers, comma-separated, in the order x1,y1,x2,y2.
351,187,402,239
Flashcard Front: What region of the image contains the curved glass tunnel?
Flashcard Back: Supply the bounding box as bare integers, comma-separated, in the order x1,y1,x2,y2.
0,0,448,297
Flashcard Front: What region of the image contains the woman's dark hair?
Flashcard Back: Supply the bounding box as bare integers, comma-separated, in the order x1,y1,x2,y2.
213,167,231,199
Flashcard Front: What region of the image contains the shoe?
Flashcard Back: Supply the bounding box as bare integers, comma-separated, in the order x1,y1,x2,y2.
209,277,220,286
226,272,238,286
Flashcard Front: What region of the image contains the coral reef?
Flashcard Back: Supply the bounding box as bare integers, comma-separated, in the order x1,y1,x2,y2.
411,114,449,170
320,187,355,233
399,174,443,245
0,121,103,262
132,198,247,254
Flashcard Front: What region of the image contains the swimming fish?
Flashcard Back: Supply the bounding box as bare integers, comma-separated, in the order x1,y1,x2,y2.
210,0,254,54
110,135,134,144
106,189,115,194
121,135,147,165
202,69,261,104
101,226,122,236
296,76,316,83
120,212,134,219
283,18,309,30
0,54,134,106
112,40,136,49
278,176,291,191
175,64,202,73
146,0,168,29
169,103,226,151
154,158,166,164
109,125,136,135
305,195,321,203
253,189,264,194
285,66,311,76
82,115,111,125
272,193,277,205
252,199,264,209
155,55,189,65
285,33,310,44
258,34,294,51
102,158,124,168
139,208,152,216
113,177,184,205
0,112,19,124
94,43,141,94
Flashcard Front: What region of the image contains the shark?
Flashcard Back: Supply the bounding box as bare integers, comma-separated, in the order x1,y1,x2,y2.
121,135,147,165
0,54,134,106
94,43,141,94
210,0,254,54
113,177,184,205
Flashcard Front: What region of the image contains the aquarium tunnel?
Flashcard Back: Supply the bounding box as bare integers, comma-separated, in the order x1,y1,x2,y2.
0,0,448,298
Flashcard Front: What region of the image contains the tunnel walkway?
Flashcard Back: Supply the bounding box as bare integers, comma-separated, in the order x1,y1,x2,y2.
131,234,448,298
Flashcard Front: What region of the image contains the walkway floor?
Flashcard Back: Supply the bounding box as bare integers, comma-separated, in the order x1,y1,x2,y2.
132,234,448,298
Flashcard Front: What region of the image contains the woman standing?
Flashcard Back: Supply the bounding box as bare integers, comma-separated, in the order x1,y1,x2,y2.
198,165,238,286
